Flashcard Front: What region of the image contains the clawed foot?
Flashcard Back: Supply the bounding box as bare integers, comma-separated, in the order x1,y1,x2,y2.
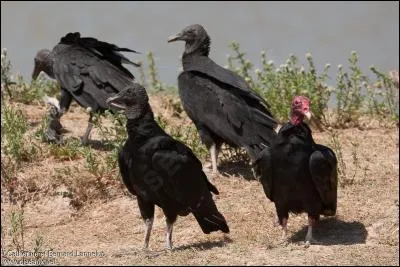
304,237,322,247
80,136,90,146
45,135,64,145
278,238,289,246
166,243,173,252
204,162,212,169
203,162,220,178
211,169,221,177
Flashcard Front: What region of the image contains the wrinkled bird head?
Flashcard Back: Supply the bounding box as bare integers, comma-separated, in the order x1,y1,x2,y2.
106,83,150,120
168,24,210,56
290,95,311,125
32,49,53,80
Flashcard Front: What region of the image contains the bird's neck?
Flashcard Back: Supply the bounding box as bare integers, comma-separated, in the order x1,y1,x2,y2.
42,57,55,79
290,112,305,126
182,37,210,60
125,109,162,141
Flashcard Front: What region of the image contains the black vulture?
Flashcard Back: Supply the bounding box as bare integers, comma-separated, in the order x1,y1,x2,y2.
168,24,278,174
106,83,229,250
255,96,338,245
32,32,140,145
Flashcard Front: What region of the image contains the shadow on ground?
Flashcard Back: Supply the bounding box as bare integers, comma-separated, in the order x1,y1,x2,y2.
174,235,233,251
218,159,256,181
290,217,368,245
85,139,116,152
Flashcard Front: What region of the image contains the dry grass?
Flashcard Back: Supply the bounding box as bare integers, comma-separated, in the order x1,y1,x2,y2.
1,94,399,266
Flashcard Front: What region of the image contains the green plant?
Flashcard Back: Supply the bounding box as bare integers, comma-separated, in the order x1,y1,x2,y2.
33,234,44,260
83,147,101,176
1,101,39,163
92,110,127,146
1,159,20,204
147,52,164,92
48,138,82,161
9,209,25,253
1,48,15,99
370,66,399,121
228,42,255,88
17,73,60,104
328,130,353,187
227,43,332,125
350,140,361,182
334,51,369,126
227,44,398,128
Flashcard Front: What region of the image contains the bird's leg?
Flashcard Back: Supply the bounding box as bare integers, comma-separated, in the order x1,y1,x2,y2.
166,220,174,250
143,217,154,250
81,113,94,145
305,216,321,246
210,143,220,175
59,89,73,115
281,217,288,241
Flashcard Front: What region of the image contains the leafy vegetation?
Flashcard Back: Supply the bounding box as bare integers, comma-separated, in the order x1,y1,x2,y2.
226,42,399,127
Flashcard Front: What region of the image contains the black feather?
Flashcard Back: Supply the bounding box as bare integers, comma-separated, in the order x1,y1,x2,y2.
33,32,139,143
111,85,229,248
171,24,278,161
257,121,338,226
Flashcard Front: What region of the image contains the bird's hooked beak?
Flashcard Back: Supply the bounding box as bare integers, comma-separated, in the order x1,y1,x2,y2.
304,111,312,120
167,32,183,43
31,63,41,81
106,94,127,110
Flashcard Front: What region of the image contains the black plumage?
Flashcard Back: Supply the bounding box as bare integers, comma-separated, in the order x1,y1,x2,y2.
106,83,229,250
32,32,140,144
168,24,278,174
256,96,338,245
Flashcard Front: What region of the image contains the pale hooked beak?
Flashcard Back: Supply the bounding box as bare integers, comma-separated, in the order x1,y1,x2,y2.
106,95,127,110
167,33,182,43
304,111,312,120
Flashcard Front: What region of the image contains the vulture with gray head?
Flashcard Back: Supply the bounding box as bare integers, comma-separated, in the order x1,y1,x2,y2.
255,95,338,245
106,83,229,250
168,24,278,175
32,32,140,145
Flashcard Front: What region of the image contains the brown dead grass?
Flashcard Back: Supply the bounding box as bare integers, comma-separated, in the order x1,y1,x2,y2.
1,94,399,266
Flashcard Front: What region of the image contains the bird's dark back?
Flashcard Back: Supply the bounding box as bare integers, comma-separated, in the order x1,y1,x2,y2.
120,111,209,212
49,33,138,112
270,123,320,212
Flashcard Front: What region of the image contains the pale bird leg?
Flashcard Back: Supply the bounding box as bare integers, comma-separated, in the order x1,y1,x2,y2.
210,143,220,175
166,221,174,250
281,217,288,240
81,113,94,145
305,216,321,246
143,217,154,250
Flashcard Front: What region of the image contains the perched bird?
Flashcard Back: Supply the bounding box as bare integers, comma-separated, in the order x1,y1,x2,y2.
32,32,140,145
106,83,229,250
255,96,338,245
168,24,277,174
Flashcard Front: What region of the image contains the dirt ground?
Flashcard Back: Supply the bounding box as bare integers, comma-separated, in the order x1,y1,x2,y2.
1,95,399,266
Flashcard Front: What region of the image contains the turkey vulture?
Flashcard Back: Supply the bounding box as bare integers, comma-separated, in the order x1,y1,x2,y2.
255,95,338,245
168,24,277,174
32,32,140,145
106,83,229,250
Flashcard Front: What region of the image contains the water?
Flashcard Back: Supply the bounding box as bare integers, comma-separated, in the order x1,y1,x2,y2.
1,1,399,90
